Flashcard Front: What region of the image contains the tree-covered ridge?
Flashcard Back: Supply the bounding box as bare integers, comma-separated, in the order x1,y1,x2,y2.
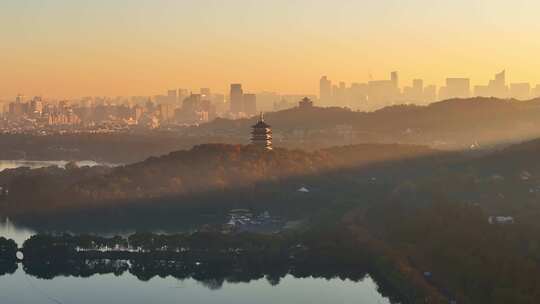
338,138,540,304
7,137,540,302
0,143,439,215
19,230,422,303
2,97,540,164
198,97,540,148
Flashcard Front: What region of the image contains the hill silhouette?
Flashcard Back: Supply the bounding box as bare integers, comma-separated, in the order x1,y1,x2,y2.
0,143,440,216
197,97,540,149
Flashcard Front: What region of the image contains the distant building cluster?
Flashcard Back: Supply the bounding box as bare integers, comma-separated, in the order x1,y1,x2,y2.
320,70,540,110
3,70,540,134
0,84,320,134
229,84,258,117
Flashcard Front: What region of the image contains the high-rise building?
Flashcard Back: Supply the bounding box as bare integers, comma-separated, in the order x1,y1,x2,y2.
475,70,508,98
167,90,178,104
510,83,531,100
30,96,43,115
391,71,399,89
533,85,540,98
183,94,201,114
492,70,506,89
178,89,188,105
230,84,244,114
158,104,175,123
15,94,25,103
368,80,397,107
200,88,211,100
176,93,203,123
440,78,470,100
403,79,424,103
423,85,437,103
243,94,257,116
473,85,490,97
319,76,332,104
413,79,423,93
349,83,368,107
333,81,347,105
256,92,280,112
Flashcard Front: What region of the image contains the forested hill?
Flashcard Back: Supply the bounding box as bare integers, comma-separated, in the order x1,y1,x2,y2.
0,143,440,215
1,97,539,164
197,97,540,148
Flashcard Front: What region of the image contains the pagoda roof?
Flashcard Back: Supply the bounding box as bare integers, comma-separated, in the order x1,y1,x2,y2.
252,120,271,128
252,112,271,128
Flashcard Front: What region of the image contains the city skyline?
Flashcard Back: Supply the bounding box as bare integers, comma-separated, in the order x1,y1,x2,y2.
2,1,540,99
4,69,540,103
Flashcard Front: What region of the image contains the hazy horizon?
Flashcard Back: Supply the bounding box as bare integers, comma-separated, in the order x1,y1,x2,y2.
2,0,540,99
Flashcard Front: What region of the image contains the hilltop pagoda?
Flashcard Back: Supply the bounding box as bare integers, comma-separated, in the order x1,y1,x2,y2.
251,112,273,150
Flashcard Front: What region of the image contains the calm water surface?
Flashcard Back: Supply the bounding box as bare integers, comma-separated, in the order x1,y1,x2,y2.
0,159,113,172
0,269,391,304
0,219,35,245
0,159,115,243
0,160,392,304
0,220,394,304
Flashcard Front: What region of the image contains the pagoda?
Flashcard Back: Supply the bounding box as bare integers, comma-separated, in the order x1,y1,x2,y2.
251,112,273,150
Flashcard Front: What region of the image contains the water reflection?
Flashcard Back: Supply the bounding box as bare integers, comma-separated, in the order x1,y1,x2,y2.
0,160,110,172
0,218,35,245
1,268,390,304
8,251,403,303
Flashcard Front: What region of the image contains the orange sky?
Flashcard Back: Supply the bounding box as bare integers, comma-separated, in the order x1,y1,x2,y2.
1,0,540,99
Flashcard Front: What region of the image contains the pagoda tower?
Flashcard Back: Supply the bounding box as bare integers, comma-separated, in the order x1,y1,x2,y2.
251,112,273,150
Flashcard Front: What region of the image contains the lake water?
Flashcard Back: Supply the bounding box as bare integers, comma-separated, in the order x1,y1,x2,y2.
0,160,393,304
0,159,113,172
0,219,395,304
0,219,35,245
0,159,116,243
0,268,391,304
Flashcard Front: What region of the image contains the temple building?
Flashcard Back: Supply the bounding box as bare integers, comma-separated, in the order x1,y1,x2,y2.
299,97,314,108
251,112,272,150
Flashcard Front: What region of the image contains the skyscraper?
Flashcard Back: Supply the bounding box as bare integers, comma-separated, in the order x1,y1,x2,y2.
243,94,257,116
319,76,332,104
230,84,244,114
510,83,531,100
200,88,211,100
391,71,399,89
534,85,540,98
494,70,506,87
15,94,25,103
368,80,397,107
413,79,423,92
178,89,188,105
423,85,437,102
403,79,424,103
184,93,201,111
30,96,43,115
487,70,507,98
473,71,508,98
441,78,470,99
167,90,178,104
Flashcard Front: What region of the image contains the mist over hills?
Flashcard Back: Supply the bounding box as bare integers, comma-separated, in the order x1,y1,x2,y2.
3,136,540,302
0,143,439,217
1,134,540,230
1,97,540,163
198,97,540,150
